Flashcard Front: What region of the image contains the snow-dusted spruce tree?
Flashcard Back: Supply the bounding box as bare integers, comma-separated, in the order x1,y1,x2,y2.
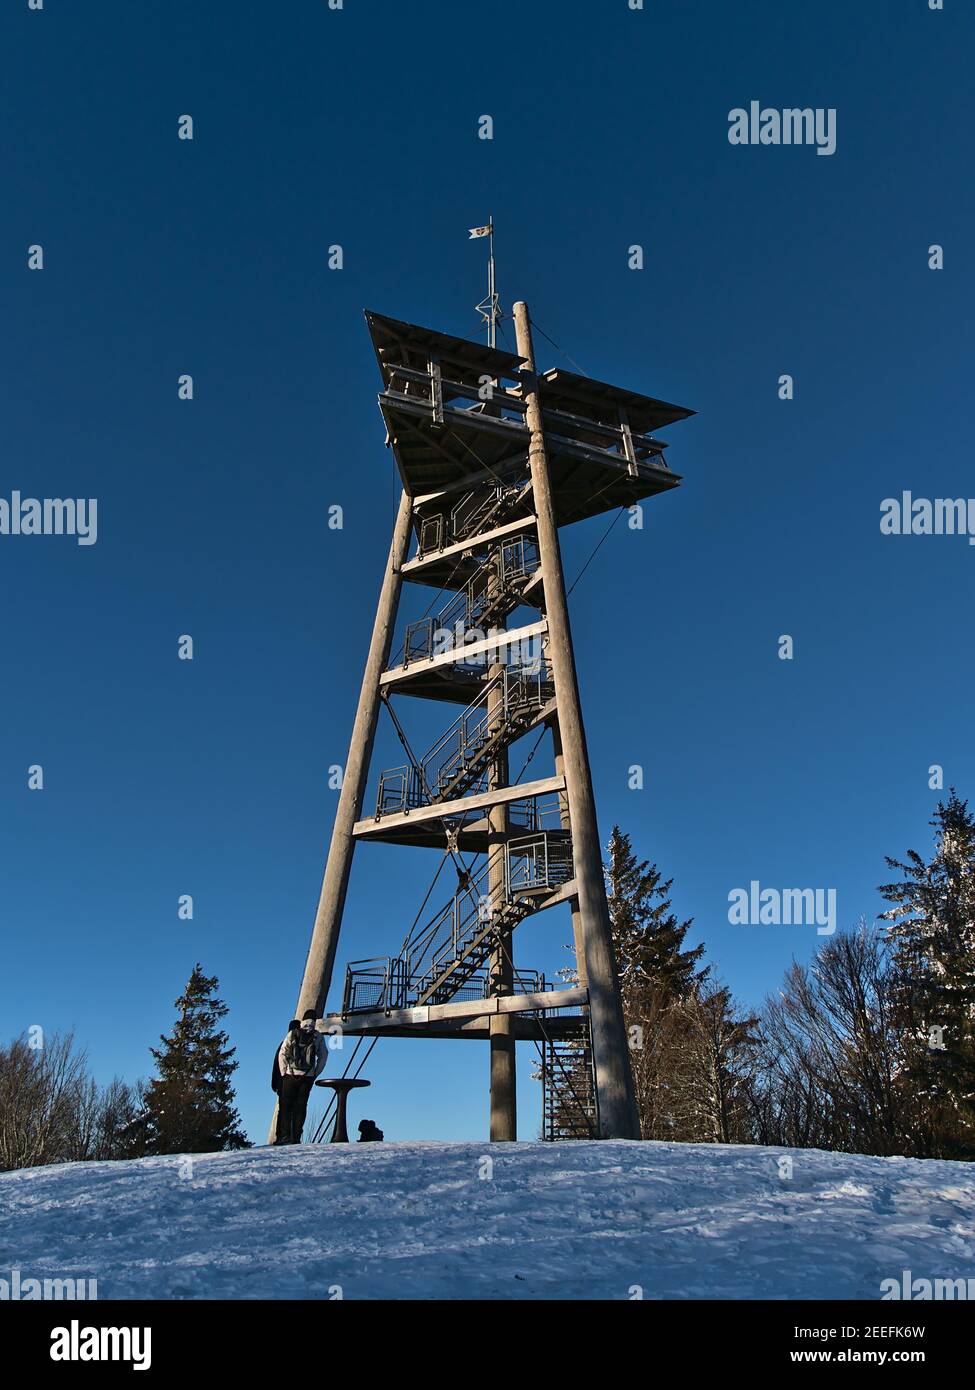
138,965,249,1155
879,791,975,1159
605,826,705,1005
603,826,707,1139
552,827,757,1142
673,982,761,1145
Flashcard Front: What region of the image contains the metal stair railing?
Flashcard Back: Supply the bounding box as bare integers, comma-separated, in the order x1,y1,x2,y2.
404,843,509,987
376,763,424,816
375,666,554,816
419,513,446,554
417,476,532,557
450,481,523,543
418,900,524,1006
407,833,573,1006
423,667,552,803
343,831,573,1013
505,833,574,896
398,534,541,669
469,534,541,630
341,957,550,1017
541,1029,598,1140
508,793,567,833
402,586,468,665
341,956,410,1014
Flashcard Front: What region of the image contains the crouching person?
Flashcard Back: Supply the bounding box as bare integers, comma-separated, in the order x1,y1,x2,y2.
273,1009,328,1144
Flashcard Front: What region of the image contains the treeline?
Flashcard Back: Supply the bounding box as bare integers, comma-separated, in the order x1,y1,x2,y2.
0,964,248,1171
0,1033,141,1170
555,791,975,1161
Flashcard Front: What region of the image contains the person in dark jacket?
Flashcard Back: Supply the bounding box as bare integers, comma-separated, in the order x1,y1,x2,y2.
272,1010,328,1144
357,1119,384,1143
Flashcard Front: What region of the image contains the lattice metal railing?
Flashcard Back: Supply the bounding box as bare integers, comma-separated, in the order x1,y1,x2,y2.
375,665,554,816
505,833,574,896
417,475,532,556
343,830,572,1013
393,534,540,672
540,1024,598,1141
342,959,549,1016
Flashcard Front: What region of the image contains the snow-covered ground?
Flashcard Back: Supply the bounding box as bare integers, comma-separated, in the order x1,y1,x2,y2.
2,1140,973,1300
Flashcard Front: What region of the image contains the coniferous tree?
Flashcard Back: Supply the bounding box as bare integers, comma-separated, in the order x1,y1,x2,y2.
139,965,249,1155
879,791,975,1158
599,829,764,1141
604,826,707,1006
679,982,760,1144
550,827,723,1140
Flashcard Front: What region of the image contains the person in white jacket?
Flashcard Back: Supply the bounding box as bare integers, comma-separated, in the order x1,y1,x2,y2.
272,1009,328,1144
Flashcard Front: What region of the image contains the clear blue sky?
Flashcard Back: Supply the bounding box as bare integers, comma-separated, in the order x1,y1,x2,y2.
2,0,972,1143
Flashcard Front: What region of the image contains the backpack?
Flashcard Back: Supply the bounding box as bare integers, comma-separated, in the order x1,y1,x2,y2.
283,1026,318,1074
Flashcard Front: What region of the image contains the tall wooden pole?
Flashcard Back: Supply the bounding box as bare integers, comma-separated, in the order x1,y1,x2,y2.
296,487,414,1019
268,489,411,1139
270,487,413,1142
487,763,516,1139
513,302,640,1140
551,722,587,991
487,558,516,1140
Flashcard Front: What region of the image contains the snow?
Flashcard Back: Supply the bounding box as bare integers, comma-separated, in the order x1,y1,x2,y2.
1,1140,974,1299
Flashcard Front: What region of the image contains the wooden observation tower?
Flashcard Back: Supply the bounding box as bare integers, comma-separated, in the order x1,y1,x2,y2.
288,299,692,1141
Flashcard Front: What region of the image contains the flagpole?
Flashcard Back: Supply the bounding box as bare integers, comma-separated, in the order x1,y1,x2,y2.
488,215,496,349
471,217,500,347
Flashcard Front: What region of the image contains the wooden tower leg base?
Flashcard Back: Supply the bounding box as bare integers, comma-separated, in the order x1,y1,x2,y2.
489,1016,517,1141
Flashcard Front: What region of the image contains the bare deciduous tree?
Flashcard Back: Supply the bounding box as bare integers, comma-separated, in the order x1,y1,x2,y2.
0,1032,141,1171
750,922,904,1155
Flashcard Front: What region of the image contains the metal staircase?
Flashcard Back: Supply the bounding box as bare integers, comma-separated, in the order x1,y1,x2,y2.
419,477,532,555
399,533,540,669
343,831,573,1013
376,665,554,815
541,1026,598,1140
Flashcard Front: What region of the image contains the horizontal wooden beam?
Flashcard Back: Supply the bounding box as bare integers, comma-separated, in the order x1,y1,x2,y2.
381,619,547,687
353,773,566,839
401,515,538,579
322,984,589,1034
531,876,578,911
315,1015,588,1041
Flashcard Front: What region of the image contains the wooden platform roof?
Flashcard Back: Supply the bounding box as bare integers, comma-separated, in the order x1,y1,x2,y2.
539,368,694,434
366,309,689,530
365,310,523,386
379,391,681,522
379,394,528,491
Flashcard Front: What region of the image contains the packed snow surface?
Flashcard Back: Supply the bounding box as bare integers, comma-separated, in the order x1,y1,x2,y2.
2,1140,974,1300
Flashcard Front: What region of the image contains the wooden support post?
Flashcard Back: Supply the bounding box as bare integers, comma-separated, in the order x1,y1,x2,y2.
551,721,587,991
487,556,516,1141
296,487,414,1017
513,302,640,1140
271,489,413,1139
270,489,413,1140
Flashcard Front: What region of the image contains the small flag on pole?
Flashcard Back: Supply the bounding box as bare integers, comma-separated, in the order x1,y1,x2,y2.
469,224,491,239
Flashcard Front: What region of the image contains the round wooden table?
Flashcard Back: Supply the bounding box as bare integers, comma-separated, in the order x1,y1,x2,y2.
315,1077,371,1143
